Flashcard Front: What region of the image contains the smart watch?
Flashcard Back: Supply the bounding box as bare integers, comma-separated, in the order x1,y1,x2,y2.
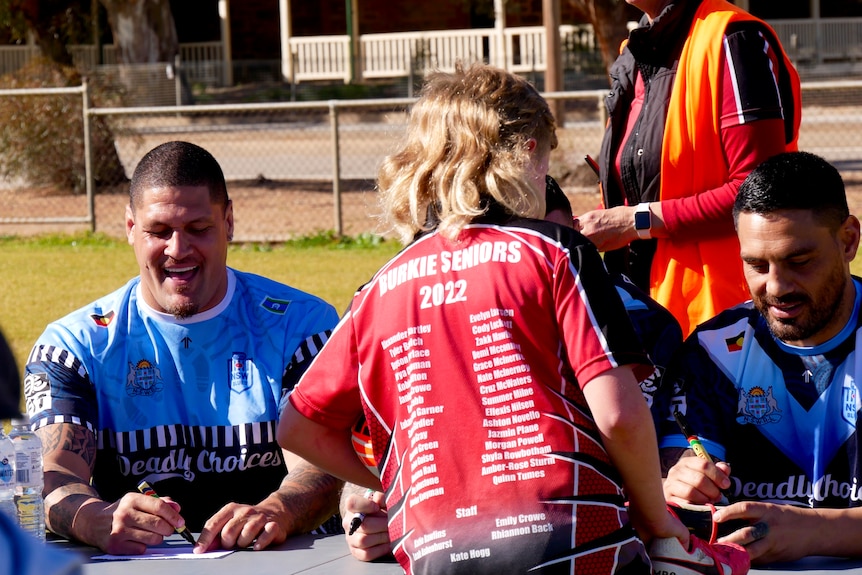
634,202,652,240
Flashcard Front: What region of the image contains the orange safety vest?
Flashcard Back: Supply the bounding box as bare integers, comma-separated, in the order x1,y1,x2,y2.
652,0,801,336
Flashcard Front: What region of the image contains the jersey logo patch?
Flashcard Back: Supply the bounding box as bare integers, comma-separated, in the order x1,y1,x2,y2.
126,360,164,397
229,352,252,392
89,310,115,327
737,385,782,425
638,366,662,408
261,296,291,314
23,371,51,414
842,379,858,425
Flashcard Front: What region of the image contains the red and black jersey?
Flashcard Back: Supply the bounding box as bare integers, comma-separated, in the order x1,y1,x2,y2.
291,218,652,574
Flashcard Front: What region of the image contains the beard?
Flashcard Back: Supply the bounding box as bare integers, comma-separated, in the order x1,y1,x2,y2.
164,284,200,319
167,302,200,320
754,265,847,342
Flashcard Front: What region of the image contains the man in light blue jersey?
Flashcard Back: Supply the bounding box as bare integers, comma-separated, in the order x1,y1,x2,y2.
24,141,342,555
658,152,862,563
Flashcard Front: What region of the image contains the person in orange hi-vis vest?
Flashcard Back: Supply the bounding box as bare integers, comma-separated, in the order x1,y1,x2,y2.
577,0,801,336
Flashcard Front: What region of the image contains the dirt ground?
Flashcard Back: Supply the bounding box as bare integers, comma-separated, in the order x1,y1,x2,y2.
4,172,862,241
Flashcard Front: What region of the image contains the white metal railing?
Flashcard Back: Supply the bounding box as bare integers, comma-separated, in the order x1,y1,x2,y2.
290,35,351,82
68,45,98,68
360,28,499,79
310,25,597,83
505,26,544,72
99,42,223,84
422,28,495,71
769,17,862,63
2,19,862,87
0,45,39,72
360,32,414,78
177,42,223,85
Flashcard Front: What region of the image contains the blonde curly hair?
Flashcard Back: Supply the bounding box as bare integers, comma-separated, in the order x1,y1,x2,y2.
377,63,557,243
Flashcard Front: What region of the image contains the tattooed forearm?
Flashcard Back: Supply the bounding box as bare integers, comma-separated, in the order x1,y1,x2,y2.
45,486,97,539
37,424,98,470
275,460,343,534
36,423,101,543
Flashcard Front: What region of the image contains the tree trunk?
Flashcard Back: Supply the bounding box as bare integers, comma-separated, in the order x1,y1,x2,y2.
567,0,632,78
99,0,178,64
18,0,77,66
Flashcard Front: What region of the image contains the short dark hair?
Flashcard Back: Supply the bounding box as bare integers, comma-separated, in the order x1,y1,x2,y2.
733,151,848,230
129,141,229,212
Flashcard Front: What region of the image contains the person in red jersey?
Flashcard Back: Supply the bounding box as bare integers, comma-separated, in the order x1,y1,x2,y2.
278,63,688,575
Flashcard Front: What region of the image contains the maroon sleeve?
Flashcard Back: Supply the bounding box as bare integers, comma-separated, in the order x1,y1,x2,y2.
662,23,791,240
662,119,787,240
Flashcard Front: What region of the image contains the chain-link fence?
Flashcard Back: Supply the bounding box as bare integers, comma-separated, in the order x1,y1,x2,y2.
1,79,862,242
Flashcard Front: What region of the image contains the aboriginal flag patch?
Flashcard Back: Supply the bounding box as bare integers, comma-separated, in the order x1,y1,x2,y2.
725,332,744,352
90,310,115,327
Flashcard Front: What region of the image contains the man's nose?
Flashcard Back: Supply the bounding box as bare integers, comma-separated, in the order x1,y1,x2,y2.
165,230,190,259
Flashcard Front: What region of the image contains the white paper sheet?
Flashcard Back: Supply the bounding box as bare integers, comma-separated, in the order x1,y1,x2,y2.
91,547,235,561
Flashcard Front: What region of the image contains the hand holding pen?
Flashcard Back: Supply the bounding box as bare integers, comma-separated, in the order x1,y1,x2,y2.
343,487,392,561
348,488,375,535
137,480,197,545
672,410,731,505
673,410,715,464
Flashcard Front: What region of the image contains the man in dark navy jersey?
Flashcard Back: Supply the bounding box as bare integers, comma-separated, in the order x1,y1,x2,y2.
659,152,862,563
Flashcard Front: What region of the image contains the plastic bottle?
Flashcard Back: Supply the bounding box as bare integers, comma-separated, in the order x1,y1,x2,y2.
8,418,45,541
0,426,16,523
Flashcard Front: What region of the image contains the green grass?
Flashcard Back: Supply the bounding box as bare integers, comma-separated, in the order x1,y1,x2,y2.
5,230,862,381
0,232,402,373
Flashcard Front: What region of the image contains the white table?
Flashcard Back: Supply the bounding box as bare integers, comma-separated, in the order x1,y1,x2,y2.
50,533,862,575
51,533,404,575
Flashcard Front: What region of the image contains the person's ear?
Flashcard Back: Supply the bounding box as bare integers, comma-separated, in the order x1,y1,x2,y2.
525,138,537,153
125,204,135,246
840,214,861,262
225,200,235,242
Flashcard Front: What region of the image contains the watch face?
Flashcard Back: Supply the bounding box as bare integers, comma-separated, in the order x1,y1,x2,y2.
635,210,651,230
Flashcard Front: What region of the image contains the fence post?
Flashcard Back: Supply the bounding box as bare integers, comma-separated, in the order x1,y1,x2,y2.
406,49,414,98
329,100,343,236
82,78,95,233
174,54,183,107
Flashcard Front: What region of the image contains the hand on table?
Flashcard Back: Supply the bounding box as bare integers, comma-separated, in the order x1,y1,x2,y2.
194,502,285,553
342,490,391,561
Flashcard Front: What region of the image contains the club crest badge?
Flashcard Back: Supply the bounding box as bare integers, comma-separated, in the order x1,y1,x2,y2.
229,352,253,392
126,359,163,397
736,386,782,425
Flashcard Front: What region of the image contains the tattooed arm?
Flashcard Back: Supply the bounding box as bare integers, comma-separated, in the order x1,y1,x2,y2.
193,450,343,553
38,422,186,555
38,422,99,540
